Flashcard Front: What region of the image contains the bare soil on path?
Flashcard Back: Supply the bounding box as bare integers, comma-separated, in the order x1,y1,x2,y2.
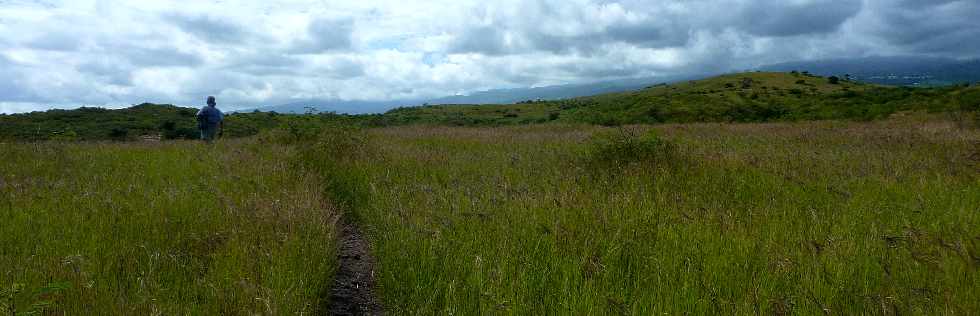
324,218,382,315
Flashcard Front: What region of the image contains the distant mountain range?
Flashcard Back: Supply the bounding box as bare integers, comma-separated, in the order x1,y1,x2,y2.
245,56,980,114
251,99,406,115
243,74,707,114
423,74,706,105
759,56,980,86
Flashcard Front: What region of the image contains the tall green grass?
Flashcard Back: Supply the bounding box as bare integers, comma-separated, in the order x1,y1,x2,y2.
1,139,338,314
332,117,979,314
3,115,977,314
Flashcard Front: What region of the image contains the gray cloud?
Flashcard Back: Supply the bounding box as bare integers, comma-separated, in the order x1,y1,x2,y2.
558,62,642,79
290,18,354,53
123,46,204,67
604,20,688,48
26,31,84,51
0,57,28,102
227,54,306,76
169,14,252,44
866,0,980,56
450,26,512,55
322,57,365,79
738,1,863,37
450,0,864,56
76,60,133,86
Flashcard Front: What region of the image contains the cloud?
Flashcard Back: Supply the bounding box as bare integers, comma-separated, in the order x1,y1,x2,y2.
447,0,863,56
289,17,355,54
225,54,305,76
122,46,204,67
603,19,688,49
863,0,980,56
0,0,978,113
0,54,35,103
450,26,513,55
318,57,366,79
76,60,133,86
168,13,252,44
737,0,864,37
25,31,84,51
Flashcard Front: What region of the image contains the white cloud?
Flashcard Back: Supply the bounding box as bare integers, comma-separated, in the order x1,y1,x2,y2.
0,0,977,113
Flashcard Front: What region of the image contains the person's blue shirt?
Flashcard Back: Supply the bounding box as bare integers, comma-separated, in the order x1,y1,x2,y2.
196,106,224,127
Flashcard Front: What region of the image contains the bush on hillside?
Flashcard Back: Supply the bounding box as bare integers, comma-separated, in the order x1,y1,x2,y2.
108,128,129,140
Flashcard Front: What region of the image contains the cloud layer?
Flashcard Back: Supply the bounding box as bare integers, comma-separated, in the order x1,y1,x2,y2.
0,0,977,113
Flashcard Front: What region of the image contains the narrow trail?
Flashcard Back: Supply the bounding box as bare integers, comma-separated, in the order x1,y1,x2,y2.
325,218,383,315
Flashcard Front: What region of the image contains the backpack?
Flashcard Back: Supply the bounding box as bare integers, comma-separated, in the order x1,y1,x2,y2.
196,108,209,128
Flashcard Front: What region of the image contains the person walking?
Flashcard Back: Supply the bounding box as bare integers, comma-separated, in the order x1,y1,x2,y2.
197,96,224,142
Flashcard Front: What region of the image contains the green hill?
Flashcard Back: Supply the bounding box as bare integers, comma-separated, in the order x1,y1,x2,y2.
0,104,198,141
0,103,317,141
374,72,979,126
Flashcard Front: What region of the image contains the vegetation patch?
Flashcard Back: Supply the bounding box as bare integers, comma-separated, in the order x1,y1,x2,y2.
0,139,339,314
297,125,375,212
332,119,979,314
586,128,677,171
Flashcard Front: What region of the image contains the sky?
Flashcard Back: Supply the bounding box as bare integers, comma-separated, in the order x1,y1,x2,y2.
0,0,978,113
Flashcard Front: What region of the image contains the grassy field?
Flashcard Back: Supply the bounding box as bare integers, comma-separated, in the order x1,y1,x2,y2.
3,113,978,314
0,139,338,314
306,116,980,314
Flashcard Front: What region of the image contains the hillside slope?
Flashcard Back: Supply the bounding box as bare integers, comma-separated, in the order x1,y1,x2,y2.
3,72,976,141
0,103,331,141
0,104,201,141
375,72,979,126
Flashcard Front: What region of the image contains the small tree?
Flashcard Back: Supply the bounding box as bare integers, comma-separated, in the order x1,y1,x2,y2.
828,76,840,84
160,121,177,131
108,127,128,140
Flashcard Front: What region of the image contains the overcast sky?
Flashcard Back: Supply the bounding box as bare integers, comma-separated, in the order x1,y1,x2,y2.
1,0,978,113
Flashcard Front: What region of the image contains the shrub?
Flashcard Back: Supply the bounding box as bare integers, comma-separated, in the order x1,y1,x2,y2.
160,121,177,131
257,118,325,144
586,128,676,170
108,128,128,140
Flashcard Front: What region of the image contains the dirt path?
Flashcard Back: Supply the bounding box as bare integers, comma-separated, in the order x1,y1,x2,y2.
325,218,383,315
